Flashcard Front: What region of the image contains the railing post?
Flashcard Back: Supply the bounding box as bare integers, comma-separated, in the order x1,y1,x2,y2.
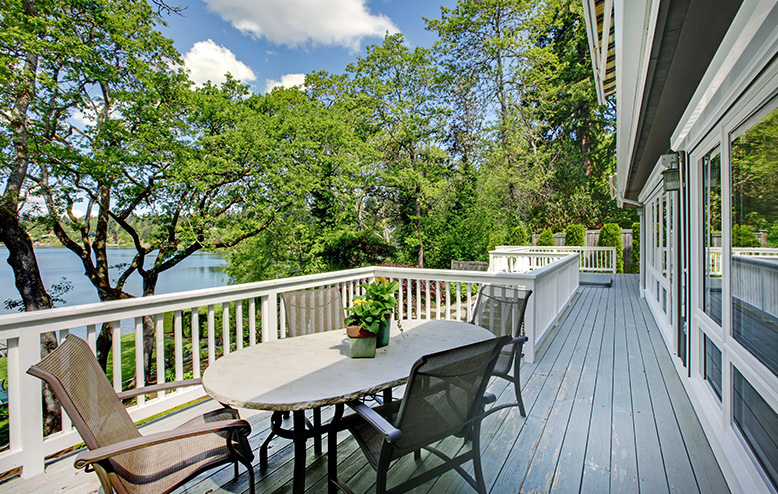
262,292,278,342
14,332,44,478
523,280,536,364
611,248,617,274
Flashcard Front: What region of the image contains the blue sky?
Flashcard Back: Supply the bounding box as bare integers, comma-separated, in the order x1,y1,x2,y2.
159,0,455,93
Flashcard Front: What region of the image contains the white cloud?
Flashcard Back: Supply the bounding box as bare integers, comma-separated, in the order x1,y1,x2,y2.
204,0,398,51
184,40,257,86
264,73,306,93
72,109,97,127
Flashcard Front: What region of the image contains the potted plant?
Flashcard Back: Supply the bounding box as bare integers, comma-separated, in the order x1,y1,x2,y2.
344,298,384,358
360,277,399,348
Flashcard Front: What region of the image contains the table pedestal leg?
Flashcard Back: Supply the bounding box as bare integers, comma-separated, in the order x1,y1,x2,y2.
293,410,306,494
328,404,344,494
313,407,322,455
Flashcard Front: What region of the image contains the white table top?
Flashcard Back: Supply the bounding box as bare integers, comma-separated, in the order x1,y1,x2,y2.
202,320,493,411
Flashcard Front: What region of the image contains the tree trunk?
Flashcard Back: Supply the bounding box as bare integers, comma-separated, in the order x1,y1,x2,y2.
0,211,61,433
142,274,160,383
415,186,424,268
3,0,60,435
95,322,113,371
582,125,592,177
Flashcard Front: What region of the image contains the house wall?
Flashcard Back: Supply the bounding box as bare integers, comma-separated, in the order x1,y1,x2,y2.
641,3,778,492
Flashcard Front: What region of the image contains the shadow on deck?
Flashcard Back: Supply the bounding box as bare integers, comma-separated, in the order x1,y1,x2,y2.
2,275,728,493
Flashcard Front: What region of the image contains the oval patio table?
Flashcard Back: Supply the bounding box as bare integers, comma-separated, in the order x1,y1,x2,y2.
203,319,494,494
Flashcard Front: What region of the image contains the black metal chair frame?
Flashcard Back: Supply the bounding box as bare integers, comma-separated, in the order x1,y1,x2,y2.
470,284,532,416
327,336,516,494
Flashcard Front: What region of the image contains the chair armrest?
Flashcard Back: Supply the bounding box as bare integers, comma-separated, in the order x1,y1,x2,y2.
116,378,203,400
74,418,249,469
346,400,402,443
483,392,497,405
511,336,528,345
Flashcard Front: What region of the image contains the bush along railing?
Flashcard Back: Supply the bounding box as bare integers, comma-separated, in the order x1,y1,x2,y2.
0,258,580,479
491,246,617,274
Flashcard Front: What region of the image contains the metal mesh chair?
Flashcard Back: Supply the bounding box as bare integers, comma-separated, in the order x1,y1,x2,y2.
328,336,513,494
27,335,254,494
259,286,345,469
283,286,345,337
470,284,532,415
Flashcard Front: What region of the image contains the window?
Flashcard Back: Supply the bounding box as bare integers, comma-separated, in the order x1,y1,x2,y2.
704,335,722,400
730,107,778,377
702,148,722,325
733,369,778,489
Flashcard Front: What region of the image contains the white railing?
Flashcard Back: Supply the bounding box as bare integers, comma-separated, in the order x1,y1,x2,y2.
491,245,617,273
708,247,778,276
732,256,778,319
0,257,579,478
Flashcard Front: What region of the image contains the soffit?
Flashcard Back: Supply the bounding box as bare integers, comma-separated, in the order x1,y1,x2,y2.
624,0,743,201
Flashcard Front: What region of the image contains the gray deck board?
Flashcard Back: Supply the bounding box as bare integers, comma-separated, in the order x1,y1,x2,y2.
581,281,616,493
1,275,731,494
622,278,668,494
629,281,730,494
610,277,639,492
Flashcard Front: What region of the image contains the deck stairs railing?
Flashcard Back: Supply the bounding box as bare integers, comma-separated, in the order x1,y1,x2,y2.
490,245,617,274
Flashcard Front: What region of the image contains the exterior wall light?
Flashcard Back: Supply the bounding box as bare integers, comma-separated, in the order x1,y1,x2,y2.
661,153,681,192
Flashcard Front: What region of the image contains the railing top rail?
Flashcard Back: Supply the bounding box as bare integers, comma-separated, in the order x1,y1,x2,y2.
709,247,778,253
0,266,376,336
488,251,570,258
374,265,539,283
492,245,617,252
732,255,778,271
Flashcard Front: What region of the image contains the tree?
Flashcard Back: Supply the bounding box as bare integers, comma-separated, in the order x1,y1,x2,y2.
565,224,585,246
631,221,640,274
344,33,449,267
598,222,623,272
537,228,555,246
509,223,530,246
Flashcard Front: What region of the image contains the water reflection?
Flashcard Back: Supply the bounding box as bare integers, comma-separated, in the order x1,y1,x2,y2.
0,247,228,314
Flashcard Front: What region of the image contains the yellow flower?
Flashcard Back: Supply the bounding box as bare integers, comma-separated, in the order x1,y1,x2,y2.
353,298,365,306
375,277,388,283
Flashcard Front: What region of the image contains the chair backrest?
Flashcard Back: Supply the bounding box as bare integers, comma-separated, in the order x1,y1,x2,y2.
282,286,345,337
27,335,140,451
392,336,511,451
470,285,532,338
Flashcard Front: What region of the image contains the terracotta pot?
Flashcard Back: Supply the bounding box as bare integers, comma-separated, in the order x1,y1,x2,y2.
347,325,376,338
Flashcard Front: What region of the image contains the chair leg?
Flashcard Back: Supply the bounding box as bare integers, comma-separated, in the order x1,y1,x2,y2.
414,449,422,461
514,377,526,417
514,355,526,417
471,425,487,494
328,404,344,494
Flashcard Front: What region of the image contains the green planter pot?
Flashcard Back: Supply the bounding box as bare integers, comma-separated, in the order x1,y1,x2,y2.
347,326,377,358
376,316,391,348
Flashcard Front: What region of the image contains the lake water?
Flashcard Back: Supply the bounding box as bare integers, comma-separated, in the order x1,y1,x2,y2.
0,247,228,315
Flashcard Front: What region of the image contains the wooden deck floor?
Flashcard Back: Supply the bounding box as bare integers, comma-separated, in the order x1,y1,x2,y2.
2,275,729,494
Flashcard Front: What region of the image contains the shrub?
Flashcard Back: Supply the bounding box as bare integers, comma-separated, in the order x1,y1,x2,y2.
564,224,585,246
537,228,555,246
630,222,640,274
732,224,760,248
769,221,778,247
598,223,624,273
508,224,530,246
